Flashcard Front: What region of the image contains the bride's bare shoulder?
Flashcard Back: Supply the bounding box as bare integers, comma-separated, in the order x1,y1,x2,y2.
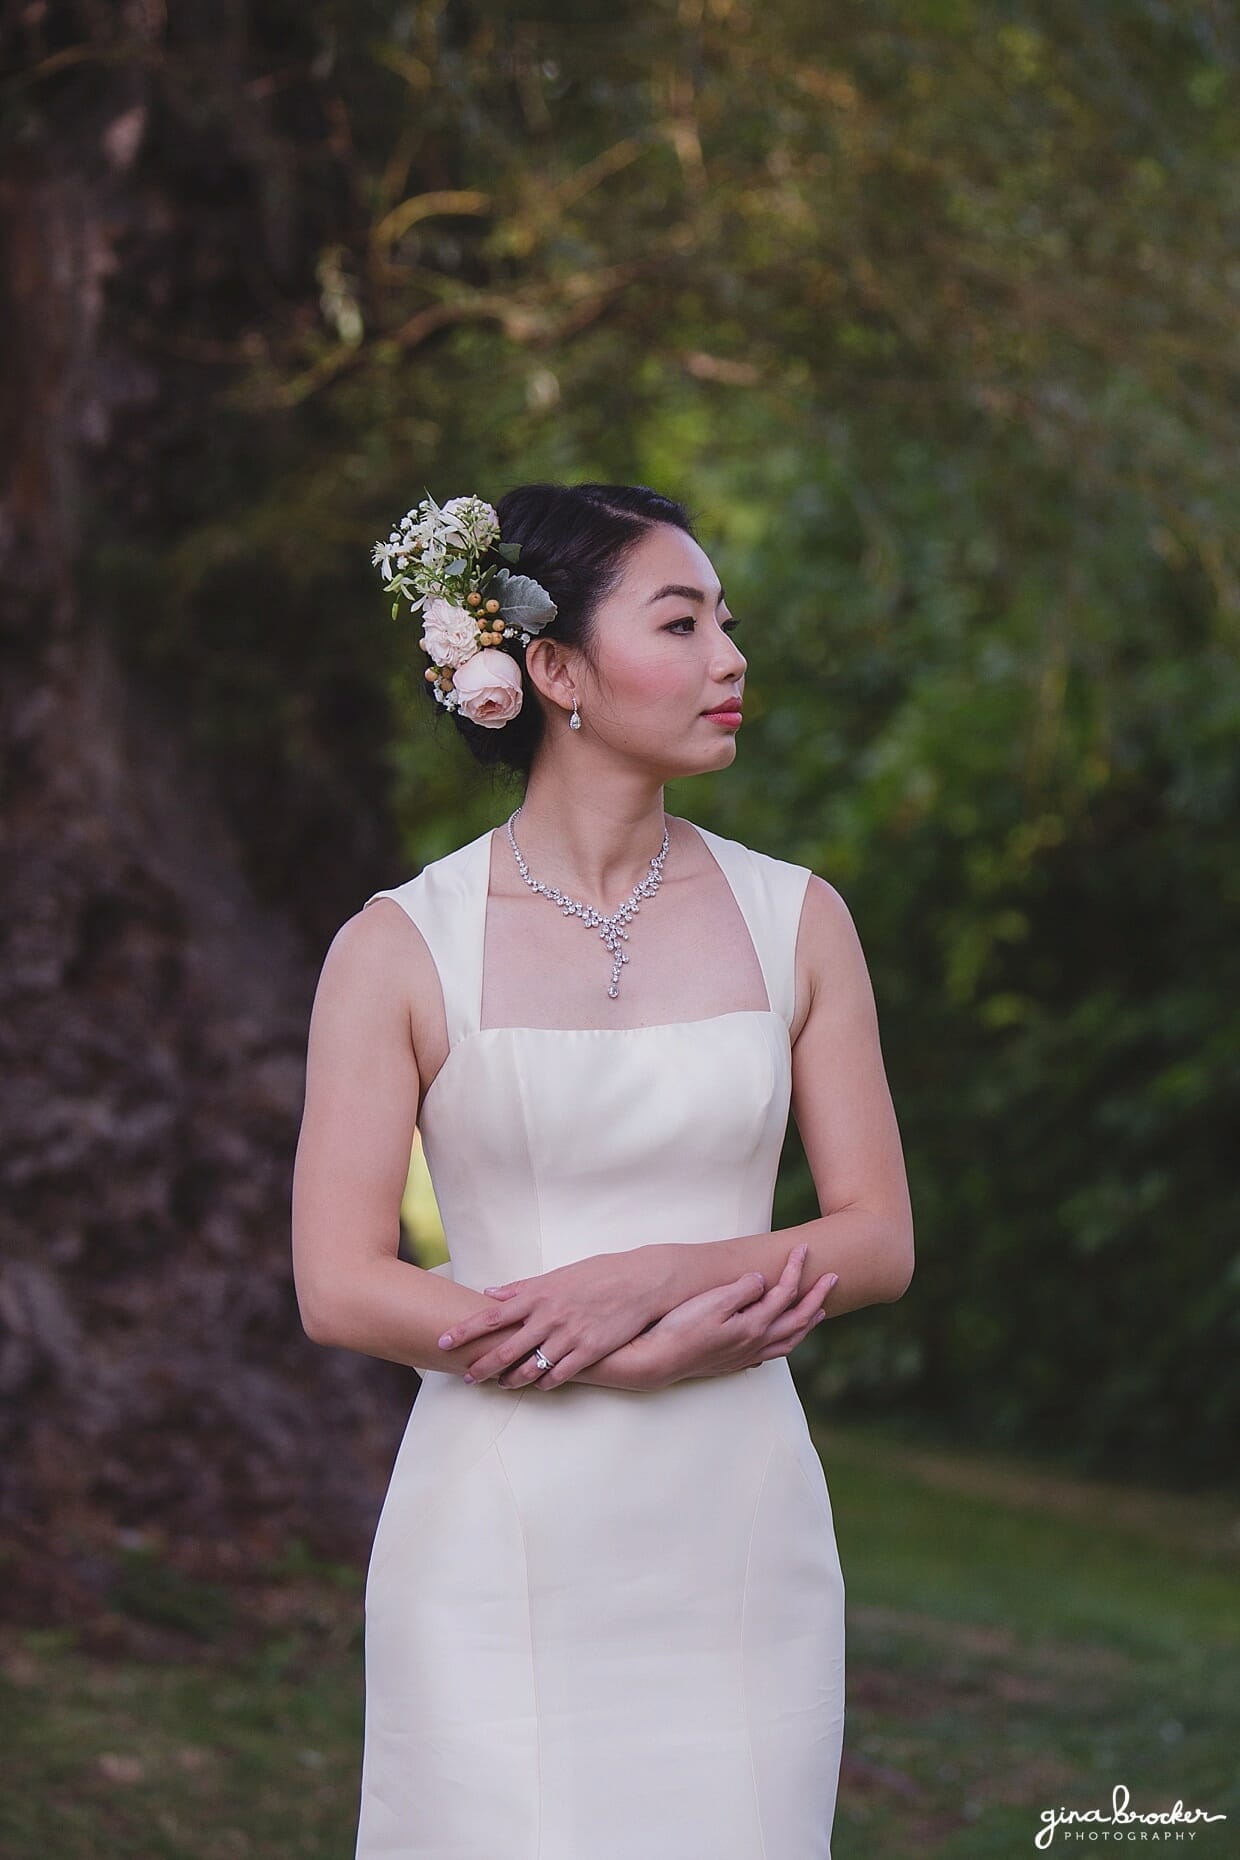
320,887,441,1051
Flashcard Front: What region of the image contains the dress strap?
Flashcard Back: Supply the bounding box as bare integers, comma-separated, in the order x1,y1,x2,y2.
362,828,491,1048
691,824,812,1029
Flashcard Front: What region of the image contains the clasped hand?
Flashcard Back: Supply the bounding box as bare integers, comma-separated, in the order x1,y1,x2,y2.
435,1242,838,1391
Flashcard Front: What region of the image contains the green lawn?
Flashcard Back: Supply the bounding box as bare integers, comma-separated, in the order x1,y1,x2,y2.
819,1419,1239,1854
2,1420,1236,1858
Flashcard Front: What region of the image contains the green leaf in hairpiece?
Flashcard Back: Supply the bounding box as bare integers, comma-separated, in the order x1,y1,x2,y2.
492,568,557,633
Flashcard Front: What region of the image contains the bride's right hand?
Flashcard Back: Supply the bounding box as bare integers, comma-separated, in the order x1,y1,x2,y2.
629,1245,839,1391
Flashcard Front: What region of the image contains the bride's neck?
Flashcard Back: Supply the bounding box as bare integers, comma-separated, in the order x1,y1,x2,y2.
504,786,674,904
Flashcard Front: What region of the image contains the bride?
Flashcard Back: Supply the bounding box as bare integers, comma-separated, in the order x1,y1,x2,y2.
292,480,915,1859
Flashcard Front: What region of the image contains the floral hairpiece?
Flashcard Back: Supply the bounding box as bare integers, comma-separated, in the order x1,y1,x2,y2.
371,492,557,729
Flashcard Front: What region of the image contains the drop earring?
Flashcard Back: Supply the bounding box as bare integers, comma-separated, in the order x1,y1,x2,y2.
568,696,582,731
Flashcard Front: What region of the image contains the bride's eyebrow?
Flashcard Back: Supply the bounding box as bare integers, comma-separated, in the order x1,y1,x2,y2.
644,582,727,606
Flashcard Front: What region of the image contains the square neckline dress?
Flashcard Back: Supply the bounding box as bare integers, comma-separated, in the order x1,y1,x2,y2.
356,820,846,1860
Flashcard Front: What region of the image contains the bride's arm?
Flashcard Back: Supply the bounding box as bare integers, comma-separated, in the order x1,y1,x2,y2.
496,1249,838,1393
293,903,561,1382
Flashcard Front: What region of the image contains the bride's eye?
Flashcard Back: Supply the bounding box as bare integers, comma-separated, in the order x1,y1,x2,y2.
666,617,742,633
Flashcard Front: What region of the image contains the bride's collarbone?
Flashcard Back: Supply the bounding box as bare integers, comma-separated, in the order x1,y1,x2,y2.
483,886,761,1002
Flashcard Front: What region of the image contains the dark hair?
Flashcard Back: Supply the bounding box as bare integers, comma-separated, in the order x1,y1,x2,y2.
426,481,698,786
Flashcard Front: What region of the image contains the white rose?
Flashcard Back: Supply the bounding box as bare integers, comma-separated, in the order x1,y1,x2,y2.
419,596,478,668
452,649,524,728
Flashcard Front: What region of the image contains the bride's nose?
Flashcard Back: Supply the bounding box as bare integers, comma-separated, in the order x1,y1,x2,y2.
716,638,746,676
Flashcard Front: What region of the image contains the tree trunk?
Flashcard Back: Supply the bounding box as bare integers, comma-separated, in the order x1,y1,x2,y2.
0,7,408,1628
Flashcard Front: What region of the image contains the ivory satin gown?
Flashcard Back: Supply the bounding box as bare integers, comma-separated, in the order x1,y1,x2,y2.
355,821,846,1859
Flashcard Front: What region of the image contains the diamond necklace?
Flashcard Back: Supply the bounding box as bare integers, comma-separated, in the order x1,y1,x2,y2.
504,805,671,999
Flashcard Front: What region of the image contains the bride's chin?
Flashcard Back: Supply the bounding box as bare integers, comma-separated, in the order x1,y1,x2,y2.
679,748,737,780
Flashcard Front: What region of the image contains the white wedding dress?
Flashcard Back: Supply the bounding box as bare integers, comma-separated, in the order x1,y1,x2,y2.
355,821,846,1858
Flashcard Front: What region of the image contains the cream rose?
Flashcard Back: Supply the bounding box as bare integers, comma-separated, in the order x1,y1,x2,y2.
419,596,478,668
452,649,524,728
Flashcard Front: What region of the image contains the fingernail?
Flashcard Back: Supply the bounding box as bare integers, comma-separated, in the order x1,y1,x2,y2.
437,1334,454,1349
826,1274,839,1290
797,1243,809,1258
813,1310,827,1323
463,1373,475,1384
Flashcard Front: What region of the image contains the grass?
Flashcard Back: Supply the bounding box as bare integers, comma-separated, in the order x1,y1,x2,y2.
820,1419,1240,1855
1,1419,1236,1858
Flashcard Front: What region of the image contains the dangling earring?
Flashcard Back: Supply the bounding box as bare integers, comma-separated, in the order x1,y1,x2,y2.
568,696,582,731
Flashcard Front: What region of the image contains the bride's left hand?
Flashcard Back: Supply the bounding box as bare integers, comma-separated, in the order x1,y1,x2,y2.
435,1250,667,1389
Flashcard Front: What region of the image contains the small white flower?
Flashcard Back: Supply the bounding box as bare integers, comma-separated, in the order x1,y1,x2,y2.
441,496,501,554
409,517,450,567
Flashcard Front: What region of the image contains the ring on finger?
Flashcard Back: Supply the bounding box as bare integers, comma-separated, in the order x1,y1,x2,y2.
500,1347,547,1390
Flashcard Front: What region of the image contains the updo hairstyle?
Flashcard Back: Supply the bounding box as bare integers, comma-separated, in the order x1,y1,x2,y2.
429,480,697,784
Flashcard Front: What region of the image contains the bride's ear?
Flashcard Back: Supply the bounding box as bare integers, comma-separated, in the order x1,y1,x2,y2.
524,636,578,719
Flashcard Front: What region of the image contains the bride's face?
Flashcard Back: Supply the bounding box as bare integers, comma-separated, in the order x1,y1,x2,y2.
572,524,748,774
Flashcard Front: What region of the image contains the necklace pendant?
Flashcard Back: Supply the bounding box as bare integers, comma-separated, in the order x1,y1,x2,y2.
506,805,670,999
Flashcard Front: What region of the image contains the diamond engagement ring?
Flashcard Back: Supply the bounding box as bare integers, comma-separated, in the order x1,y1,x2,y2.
533,1347,555,1371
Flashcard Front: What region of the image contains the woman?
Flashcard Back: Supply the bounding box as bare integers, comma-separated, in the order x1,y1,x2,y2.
292,481,914,1859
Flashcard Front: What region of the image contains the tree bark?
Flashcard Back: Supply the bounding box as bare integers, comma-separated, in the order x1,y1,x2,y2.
0,6,408,1628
